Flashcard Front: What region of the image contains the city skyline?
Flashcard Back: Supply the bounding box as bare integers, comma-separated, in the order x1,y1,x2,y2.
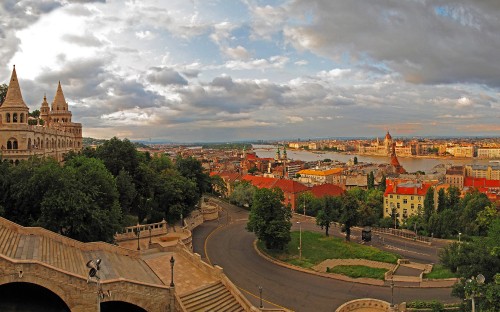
1,1,500,142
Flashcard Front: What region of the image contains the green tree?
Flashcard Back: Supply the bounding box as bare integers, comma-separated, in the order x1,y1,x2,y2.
367,172,375,189
296,192,320,216
0,84,7,104
316,196,341,236
437,188,447,213
340,193,359,242
116,169,137,215
38,157,122,242
229,181,255,208
378,174,386,192
447,186,460,210
210,175,227,197
95,137,139,176
247,188,292,250
176,156,211,195
459,190,491,236
423,186,435,223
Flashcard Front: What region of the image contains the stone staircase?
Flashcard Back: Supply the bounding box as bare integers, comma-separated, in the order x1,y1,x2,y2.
180,281,245,312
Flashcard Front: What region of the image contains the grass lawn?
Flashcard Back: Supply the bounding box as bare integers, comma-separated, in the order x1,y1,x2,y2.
258,231,399,269
423,264,457,279
327,265,387,280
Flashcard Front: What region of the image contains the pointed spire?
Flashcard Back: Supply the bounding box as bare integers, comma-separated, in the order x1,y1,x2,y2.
51,80,68,111
1,65,28,109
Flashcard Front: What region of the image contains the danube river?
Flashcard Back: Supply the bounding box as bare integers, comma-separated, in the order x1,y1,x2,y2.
253,145,493,173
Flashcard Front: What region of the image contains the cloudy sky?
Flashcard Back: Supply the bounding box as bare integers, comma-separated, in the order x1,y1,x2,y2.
1,0,499,142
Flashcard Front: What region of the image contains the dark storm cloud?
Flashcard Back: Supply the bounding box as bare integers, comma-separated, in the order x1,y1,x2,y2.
62,33,103,47
287,0,500,88
36,57,109,99
146,67,188,86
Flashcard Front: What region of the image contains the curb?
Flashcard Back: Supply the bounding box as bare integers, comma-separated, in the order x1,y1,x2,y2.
253,240,456,288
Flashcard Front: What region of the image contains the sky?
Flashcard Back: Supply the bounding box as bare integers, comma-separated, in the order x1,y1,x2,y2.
1,0,499,142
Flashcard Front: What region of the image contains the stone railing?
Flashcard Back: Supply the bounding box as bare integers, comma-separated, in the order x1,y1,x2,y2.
335,298,391,312
184,209,204,231
372,227,431,244
116,220,169,242
0,217,139,258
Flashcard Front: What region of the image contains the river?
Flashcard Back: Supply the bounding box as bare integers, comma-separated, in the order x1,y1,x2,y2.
252,145,493,173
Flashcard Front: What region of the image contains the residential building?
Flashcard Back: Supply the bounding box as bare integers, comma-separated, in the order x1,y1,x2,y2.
465,164,500,180
477,148,500,159
383,180,436,222
297,168,343,185
445,166,465,189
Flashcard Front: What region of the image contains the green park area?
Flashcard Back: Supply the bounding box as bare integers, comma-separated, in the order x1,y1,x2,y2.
258,231,399,275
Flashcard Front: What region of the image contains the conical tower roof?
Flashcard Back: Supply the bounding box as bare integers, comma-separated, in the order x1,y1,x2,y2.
51,81,69,111
1,65,28,109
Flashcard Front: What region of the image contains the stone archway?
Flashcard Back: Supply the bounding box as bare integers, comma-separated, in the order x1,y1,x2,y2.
101,301,148,312
0,282,70,311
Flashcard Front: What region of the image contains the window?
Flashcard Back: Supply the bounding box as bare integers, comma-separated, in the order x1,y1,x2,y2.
397,203,400,208
411,196,414,200
403,199,408,204
385,199,388,204
13,113,17,123
6,113,10,123
397,195,400,199
390,195,393,198
418,204,422,210
411,204,414,209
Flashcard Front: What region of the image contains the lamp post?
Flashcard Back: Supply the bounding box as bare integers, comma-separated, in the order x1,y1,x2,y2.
458,232,462,243
297,221,302,260
465,274,485,312
390,278,395,308
136,225,141,251
303,196,306,216
258,286,263,308
149,225,152,245
86,258,103,312
170,256,175,287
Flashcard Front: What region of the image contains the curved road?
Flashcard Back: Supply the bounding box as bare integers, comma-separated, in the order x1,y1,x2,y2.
193,202,456,312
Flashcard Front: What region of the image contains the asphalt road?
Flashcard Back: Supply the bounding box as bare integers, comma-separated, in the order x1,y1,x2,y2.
192,201,457,312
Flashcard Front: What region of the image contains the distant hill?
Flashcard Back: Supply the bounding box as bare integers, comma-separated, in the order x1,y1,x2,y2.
82,137,151,149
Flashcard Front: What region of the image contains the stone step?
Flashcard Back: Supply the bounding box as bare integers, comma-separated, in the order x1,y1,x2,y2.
183,289,233,311
181,282,225,302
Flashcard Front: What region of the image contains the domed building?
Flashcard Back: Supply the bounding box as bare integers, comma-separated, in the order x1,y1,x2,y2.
0,66,82,163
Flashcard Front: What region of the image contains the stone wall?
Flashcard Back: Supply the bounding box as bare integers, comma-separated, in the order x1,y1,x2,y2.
0,255,171,312
335,298,391,312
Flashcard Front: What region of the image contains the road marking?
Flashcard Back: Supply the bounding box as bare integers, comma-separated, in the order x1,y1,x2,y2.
237,285,293,312
204,223,225,266
384,244,430,256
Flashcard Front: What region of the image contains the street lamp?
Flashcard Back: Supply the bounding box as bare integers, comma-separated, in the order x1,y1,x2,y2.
170,256,175,287
458,232,462,243
390,278,395,308
303,196,306,216
135,225,141,251
149,225,152,245
86,258,104,312
297,221,302,260
258,286,263,308
465,274,485,312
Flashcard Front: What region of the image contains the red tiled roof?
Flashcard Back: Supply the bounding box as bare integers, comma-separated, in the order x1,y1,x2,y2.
384,182,433,196
464,177,500,188
242,175,278,189
310,183,344,198
242,175,308,194
274,179,309,194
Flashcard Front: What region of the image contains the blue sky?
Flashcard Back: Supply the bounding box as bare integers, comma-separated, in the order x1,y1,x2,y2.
1,0,499,142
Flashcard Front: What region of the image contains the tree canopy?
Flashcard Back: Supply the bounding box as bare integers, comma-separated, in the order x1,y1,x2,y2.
247,187,292,250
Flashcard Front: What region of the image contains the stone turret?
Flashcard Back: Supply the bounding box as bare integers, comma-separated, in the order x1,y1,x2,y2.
40,94,50,126
50,82,72,124
0,65,29,124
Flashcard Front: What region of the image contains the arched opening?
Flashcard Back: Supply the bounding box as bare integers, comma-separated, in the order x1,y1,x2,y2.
101,301,148,312
0,282,70,311
28,138,32,150
13,113,17,123
20,113,24,123
7,141,12,149
7,138,18,150
6,113,10,123
14,159,19,166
